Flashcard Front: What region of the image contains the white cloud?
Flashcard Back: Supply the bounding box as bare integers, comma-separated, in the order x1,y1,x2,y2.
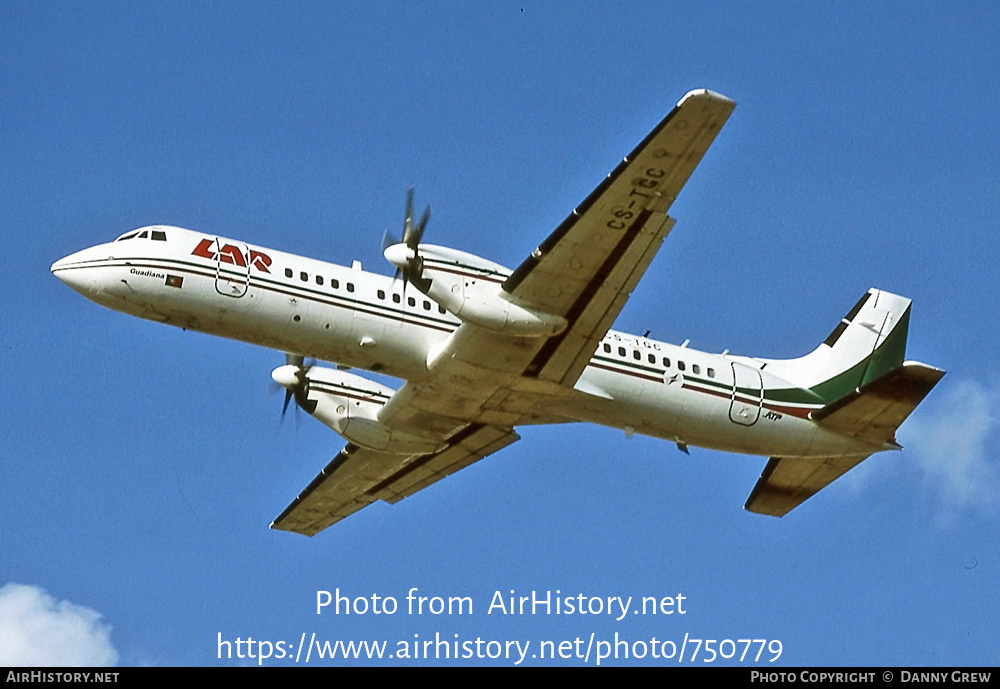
0,583,118,667
902,379,1000,515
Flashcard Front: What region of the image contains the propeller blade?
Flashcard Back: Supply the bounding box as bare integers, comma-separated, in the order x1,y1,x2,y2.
385,187,433,296
274,353,317,425
414,205,431,243
404,186,415,243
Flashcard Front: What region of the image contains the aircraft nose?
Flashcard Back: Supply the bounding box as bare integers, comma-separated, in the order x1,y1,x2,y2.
51,250,76,273
51,246,107,296
51,252,89,291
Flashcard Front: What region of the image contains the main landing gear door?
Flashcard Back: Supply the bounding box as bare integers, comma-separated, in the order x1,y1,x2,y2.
729,362,763,426
211,239,250,298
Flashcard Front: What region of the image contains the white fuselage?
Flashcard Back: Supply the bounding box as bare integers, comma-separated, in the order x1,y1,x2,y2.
52,226,879,461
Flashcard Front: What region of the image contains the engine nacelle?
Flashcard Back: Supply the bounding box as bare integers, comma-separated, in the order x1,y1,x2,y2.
296,366,446,455
384,244,567,337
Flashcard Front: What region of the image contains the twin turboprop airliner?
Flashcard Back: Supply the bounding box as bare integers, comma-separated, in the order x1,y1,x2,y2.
52,89,943,536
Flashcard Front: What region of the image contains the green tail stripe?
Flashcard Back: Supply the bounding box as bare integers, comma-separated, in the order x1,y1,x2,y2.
808,304,911,404
861,304,910,387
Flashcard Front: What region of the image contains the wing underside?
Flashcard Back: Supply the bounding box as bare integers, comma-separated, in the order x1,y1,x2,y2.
503,89,735,386
271,424,518,536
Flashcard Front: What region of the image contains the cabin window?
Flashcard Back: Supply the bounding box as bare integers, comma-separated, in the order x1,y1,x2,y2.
707,368,715,378
618,347,626,357
316,275,324,286
633,350,641,361
678,361,686,372
300,271,308,282
423,300,431,311
377,289,385,300
392,293,401,304
438,305,446,314
648,354,656,364
408,296,416,307
331,278,339,289
284,268,293,278
603,344,611,353
692,364,700,375
662,357,671,368
346,283,354,293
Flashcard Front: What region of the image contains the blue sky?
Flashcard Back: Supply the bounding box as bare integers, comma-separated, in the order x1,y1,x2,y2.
2,2,998,666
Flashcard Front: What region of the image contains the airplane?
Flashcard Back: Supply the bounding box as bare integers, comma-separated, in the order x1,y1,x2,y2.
51,89,944,536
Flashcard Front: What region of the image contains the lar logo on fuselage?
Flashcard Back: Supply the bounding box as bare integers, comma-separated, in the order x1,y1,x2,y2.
192,238,272,273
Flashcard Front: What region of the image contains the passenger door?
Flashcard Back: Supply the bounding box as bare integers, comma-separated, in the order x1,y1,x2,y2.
729,362,763,426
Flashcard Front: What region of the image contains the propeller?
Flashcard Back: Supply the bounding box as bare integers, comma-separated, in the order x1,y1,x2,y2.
271,353,317,422
383,187,432,294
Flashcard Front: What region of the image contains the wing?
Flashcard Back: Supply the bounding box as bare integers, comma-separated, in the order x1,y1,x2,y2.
502,89,735,385
271,424,519,536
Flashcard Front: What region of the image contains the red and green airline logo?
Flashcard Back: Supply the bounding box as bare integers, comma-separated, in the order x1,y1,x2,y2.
192,239,272,273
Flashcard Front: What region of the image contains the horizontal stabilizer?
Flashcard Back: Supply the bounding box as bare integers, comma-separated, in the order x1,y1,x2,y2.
745,454,872,517
746,362,943,517
810,361,945,446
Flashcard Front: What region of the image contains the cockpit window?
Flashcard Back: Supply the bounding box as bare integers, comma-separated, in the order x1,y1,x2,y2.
114,228,169,242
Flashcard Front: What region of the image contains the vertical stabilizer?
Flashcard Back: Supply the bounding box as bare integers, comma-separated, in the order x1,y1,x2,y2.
764,289,914,404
